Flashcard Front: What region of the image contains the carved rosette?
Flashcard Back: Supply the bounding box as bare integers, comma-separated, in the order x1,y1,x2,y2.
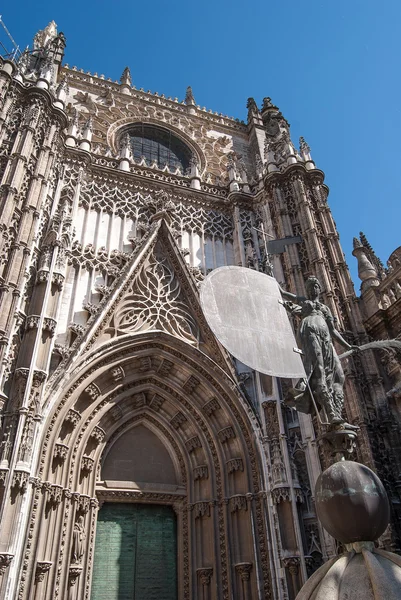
35,561,52,583
0,553,13,576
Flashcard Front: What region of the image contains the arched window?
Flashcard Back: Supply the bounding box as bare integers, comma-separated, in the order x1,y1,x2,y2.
127,124,192,172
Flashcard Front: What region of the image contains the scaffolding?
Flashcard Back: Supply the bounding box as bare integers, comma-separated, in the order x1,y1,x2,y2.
0,15,21,61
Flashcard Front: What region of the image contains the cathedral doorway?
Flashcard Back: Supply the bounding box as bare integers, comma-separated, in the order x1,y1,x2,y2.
90,502,177,600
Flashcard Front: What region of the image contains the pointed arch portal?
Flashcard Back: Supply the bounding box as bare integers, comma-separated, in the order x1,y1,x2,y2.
16,331,272,600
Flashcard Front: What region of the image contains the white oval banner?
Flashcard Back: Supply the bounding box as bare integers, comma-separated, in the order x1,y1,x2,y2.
200,266,305,379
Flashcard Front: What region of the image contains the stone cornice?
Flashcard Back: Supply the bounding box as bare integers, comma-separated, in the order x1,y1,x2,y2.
6,76,69,129
264,163,328,191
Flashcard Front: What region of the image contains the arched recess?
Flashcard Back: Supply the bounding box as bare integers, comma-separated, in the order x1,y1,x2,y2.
18,332,273,600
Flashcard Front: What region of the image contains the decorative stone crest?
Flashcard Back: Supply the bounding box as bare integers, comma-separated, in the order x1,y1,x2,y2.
11,470,29,492
65,409,81,427
170,412,187,430
149,393,164,411
84,383,101,400
217,426,235,443
193,465,208,480
90,426,105,444
235,562,253,581
185,436,201,453
193,502,210,519
229,495,247,512
0,553,13,576
53,443,69,461
110,365,125,382
68,565,82,587
197,567,213,585
183,375,200,394
203,397,220,416
35,561,52,583
81,456,94,473
226,458,243,473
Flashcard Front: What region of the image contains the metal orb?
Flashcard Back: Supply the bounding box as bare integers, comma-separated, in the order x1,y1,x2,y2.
315,461,390,544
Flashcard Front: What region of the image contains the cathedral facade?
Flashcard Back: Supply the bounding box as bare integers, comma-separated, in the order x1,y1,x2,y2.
0,21,399,600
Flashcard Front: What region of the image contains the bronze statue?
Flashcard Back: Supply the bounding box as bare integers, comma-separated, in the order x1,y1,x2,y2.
280,276,359,426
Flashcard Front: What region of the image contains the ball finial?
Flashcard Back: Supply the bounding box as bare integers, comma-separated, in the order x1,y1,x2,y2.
315,461,390,544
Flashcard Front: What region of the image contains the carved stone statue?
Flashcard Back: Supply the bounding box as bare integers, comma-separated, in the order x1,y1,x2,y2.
71,515,86,564
281,277,359,426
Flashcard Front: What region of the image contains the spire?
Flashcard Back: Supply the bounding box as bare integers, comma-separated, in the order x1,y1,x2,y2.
299,136,315,170
119,67,132,94
33,21,58,50
118,132,132,171
246,97,260,121
352,235,379,291
261,98,297,171
54,75,69,109
261,97,278,111
120,66,132,86
359,231,386,277
185,86,196,105
79,116,93,152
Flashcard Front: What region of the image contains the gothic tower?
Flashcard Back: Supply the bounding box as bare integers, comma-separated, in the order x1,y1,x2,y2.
0,21,398,600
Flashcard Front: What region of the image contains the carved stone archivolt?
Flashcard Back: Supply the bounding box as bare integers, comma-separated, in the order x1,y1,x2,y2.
34,561,52,583
17,332,272,600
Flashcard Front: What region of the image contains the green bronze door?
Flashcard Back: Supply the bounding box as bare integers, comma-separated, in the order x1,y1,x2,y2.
91,503,177,600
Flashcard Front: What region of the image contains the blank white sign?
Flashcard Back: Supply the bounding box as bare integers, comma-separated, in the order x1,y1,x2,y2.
200,266,306,379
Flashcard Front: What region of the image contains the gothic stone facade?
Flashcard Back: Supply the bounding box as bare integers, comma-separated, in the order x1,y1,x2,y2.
0,21,399,600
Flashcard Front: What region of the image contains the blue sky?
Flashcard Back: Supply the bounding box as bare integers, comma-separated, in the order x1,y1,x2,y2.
1,1,400,289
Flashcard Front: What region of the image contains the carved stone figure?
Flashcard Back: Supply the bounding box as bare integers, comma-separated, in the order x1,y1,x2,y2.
71,516,86,564
281,277,358,425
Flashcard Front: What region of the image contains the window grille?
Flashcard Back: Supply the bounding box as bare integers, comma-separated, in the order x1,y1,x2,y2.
128,124,192,172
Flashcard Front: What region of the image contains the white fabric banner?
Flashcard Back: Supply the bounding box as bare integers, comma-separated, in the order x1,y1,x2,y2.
200,266,305,379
